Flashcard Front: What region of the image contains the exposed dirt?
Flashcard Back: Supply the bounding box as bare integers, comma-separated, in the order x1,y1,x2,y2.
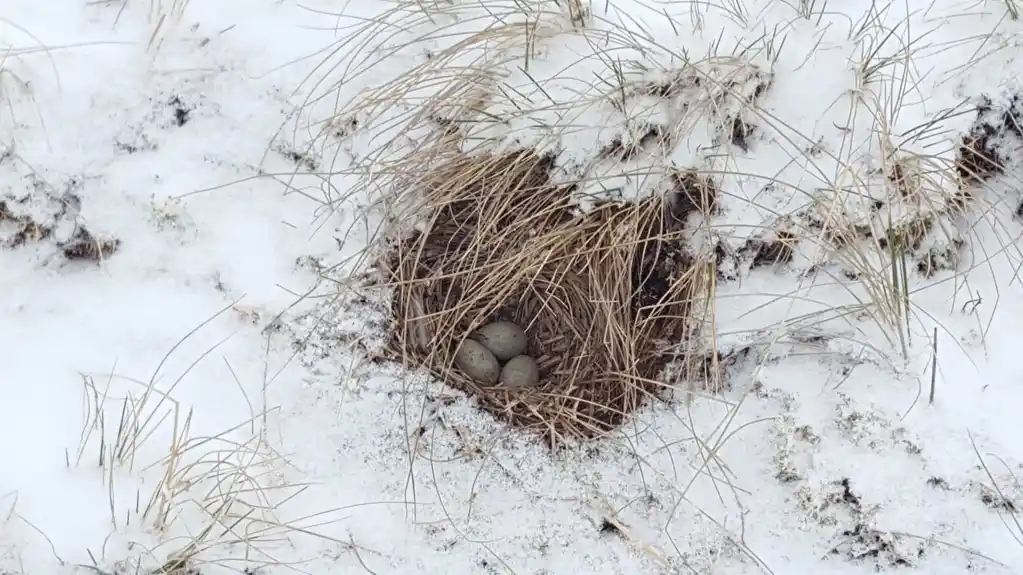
0,174,120,263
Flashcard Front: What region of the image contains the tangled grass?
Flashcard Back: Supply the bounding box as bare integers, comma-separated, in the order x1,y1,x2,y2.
377,147,717,447
283,0,1023,450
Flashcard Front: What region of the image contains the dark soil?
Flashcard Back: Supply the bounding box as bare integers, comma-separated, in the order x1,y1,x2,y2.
0,179,120,263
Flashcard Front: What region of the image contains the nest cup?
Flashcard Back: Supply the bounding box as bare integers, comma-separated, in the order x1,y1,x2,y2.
382,149,712,448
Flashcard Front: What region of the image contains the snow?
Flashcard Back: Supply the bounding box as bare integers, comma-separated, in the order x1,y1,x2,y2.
2,0,1023,574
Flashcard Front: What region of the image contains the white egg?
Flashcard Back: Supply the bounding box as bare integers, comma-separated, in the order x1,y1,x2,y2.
454,339,500,384
473,321,528,361
500,355,540,388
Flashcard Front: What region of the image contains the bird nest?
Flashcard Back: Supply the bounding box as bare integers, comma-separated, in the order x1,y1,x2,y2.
379,149,714,447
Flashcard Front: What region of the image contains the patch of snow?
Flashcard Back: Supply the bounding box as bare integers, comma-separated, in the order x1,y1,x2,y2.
2,0,1023,574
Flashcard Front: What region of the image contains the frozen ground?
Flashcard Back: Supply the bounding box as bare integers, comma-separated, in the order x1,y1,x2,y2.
2,0,1023,574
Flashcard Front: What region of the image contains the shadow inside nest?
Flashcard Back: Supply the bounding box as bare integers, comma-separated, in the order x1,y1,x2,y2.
377,149,716,448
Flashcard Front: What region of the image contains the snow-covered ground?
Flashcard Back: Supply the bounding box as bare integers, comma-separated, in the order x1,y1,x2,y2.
3,0,1023,573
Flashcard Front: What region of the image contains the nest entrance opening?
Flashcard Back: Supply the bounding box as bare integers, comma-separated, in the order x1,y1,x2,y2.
382,150,712,447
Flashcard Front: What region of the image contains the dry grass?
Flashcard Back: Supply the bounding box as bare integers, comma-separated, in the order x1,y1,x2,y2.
278,0,1023,455
376,147,716,447
87,0,192,52
0,20,59,137
63,304,345,574
279,0,949,439
141,0,191,51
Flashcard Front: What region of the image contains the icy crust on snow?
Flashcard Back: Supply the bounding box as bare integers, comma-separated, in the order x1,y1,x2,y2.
2,0,1023,574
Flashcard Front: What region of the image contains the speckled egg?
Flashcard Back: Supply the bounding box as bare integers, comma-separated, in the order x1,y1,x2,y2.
453,339,500,384
500,355,540,388
473,321,528,361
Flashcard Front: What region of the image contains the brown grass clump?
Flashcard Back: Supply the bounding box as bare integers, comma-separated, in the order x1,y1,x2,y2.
378,149,713,448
